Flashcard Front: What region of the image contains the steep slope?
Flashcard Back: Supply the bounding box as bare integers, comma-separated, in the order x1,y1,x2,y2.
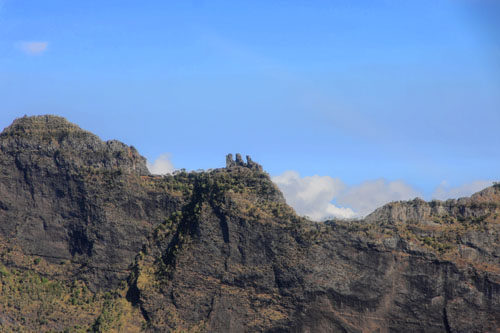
128,174,500,332
0,115,498,332
364,188,500,270
0,115,184,290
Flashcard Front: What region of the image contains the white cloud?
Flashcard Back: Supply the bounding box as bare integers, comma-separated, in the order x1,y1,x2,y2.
272,171,356,220
272,172,421,221
147,153,175,175
432,180,492,200
336,179,422,217
273,170,494,221
17,41,48,55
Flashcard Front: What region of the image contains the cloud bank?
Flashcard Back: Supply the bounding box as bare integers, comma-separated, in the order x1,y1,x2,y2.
272,171,356,220
336,179,421,217
17,41,48,55
272,171,492,221
147,154,175,175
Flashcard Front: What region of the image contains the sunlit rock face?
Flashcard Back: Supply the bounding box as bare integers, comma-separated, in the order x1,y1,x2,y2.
0,115,498,332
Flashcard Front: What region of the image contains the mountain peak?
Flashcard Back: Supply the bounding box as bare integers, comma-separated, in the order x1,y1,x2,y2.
0,114,150,176
2,114,88,136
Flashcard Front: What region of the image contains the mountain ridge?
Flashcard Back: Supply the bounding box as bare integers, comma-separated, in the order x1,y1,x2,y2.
0,115,498,332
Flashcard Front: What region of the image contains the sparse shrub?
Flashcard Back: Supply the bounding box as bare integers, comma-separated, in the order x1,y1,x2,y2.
0,265,9,277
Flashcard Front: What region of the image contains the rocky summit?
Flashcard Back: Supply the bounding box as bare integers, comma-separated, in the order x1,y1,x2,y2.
0,115,498,332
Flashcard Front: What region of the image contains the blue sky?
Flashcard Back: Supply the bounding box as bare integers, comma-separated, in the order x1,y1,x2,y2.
1,0,499,218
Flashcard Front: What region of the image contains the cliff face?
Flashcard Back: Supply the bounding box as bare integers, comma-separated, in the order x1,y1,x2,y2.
0,115,498,332
128,175,500,332
0,115,182,290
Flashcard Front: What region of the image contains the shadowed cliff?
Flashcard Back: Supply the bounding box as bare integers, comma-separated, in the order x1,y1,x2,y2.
0,115,498,332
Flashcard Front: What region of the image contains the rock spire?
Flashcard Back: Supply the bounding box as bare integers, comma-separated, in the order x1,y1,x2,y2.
226,153,263,171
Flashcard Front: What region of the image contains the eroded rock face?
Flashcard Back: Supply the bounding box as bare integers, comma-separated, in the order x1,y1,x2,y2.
0,115,180,290
0,115,498,332
226,153,263,171
129,176,500,332
1,115,150,176
365,189,500,225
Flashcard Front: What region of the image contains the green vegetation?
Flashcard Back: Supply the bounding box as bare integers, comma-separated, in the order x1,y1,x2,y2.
0,248,143,332
91,290,142,332
0,263,94,331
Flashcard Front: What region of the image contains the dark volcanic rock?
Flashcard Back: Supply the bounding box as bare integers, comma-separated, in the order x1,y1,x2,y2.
0,115,498,332
129,176,500,332
0,115,180,290
1,115,150,175
225,153,263,171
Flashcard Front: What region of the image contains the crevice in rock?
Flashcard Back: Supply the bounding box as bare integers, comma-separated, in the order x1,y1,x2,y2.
443,307,452,333
219,215,230,243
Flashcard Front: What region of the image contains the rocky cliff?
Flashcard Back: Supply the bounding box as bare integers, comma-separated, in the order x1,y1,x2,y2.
0,115,182,291
0,115,498,332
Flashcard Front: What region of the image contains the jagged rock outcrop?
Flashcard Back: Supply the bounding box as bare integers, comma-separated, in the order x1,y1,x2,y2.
226,153,263,171
363,188,500,271
1,115,150,175
0,115,498,332
365,186,500,225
